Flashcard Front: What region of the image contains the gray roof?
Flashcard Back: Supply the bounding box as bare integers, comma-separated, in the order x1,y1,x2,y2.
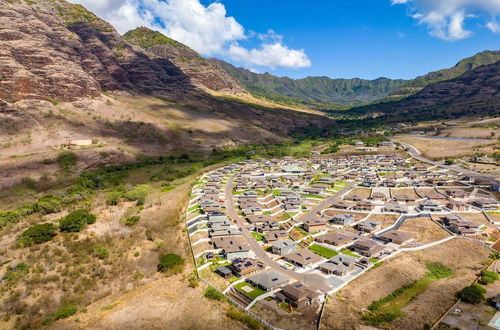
247,270,291,289
272,239,297,249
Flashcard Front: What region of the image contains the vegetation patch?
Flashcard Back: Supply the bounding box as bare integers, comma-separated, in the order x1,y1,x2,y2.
54,304,78,320
157,253,185,273
204,286,225,301
17,223,58,247
363,262,453,326
226,307,260,330
457,284,486,304
59,209,97,232
309,244,338,258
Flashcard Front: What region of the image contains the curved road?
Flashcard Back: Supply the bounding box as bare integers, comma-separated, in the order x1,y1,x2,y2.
225,175,332,293
397,141,498,182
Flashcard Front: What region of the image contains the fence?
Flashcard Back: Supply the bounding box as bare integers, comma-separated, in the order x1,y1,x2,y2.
199,277,281,330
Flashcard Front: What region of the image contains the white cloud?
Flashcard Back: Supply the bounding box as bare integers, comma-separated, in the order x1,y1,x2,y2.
487,20,500,32
392,0,500,40
67,0,311,69
228,43,311,69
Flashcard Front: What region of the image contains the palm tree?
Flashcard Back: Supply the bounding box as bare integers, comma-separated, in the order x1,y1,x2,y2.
490,252,500,273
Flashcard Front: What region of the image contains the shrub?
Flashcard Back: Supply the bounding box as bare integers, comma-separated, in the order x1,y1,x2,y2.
480,270,498,284
93,246,109,259
54,304,77,320
59,209,97,232
426,262,453,279
57,151,77,170
35,195,62,214
444,158,455,165
125,216,140,226
204,287,225,300
226,307,260,329
17,223,58,247
106,191,123,206
0,210,20,228
157,253,184,272
457,284,486,304
124,187,148,206
21,177,38,189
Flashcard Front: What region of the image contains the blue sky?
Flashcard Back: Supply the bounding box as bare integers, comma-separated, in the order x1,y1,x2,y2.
71,0,500,80
213,0,500,79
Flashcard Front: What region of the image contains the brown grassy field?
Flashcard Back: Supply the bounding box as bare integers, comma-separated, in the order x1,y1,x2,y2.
448,212,492,225
320,239,490,330
398,216,451,244
395,135,498,160
365,214,400,229
344,188,372,200
0,158,253,329
251,300,320,330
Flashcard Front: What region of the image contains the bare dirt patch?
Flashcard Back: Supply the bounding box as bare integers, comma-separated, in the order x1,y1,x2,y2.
366,214,400,229
320,238,490,330
398,216,450,244
251,299,321,330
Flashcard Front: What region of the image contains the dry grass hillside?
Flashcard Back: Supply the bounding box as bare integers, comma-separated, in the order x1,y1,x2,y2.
320,239,491,330
0,157,257,329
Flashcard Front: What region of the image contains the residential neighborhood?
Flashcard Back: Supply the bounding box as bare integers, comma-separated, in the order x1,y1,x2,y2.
185,150,500,328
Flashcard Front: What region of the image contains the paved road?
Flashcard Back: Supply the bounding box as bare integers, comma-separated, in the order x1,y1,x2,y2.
397,141,498,182
410,135,493,143
225,175,332,293
295,182,356,222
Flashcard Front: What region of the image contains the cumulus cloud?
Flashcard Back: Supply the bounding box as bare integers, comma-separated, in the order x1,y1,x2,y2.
228,43,311,69
392,0,500,40
68,0,311,69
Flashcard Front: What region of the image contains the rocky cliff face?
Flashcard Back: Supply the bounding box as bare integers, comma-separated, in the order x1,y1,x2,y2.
0,0,192,103
123,27,248,95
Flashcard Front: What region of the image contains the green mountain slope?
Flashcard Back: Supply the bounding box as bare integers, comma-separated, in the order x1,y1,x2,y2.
389,50,500,98
350,59,500,121
210,59,408,108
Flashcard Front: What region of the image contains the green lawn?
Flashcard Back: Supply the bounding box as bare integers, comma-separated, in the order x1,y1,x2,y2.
363,262,452,326
251,232,265,241
340,248,361,258
309,244,338,258
188,204,199,212
234,282,266,300
301,194,326,200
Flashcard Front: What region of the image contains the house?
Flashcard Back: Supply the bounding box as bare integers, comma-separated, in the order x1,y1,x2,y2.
394,194,416,202
331,214,355,226
331,200,351,209
272,240,298,256
441,215,481,235
356,219,381,233
283,249,323,268
282,164,306,175
351,239,385,257
264,230,289,243
275,282,320,308
319,254,356,276
315,231,355,247
383,204,409,214
471,199,499,211
230,258,265,277
446,201,468,211
215,266,233,278
303,219,327,232
352,200,374,211
210,237,250,260
418,200,442,212
371,192,387,201
246,270,291,291
378,230,414,245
